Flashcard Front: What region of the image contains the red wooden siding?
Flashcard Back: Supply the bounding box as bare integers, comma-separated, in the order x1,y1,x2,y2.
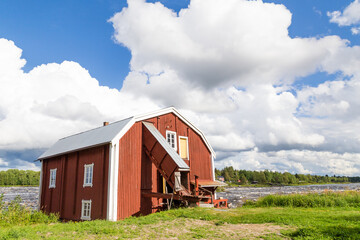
117,122,142,219
40,145,109,221
144,113,213,182
116,113,214,219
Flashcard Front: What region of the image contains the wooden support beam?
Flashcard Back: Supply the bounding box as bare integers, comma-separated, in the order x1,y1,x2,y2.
158,153,168,168
142,191,210,202
143,146,173,188
149,141,158,155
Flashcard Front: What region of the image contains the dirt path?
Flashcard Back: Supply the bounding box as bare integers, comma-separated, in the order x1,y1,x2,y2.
130,218,293,239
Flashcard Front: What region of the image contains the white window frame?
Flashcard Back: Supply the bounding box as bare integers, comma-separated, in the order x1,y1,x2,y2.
83,163,94,187
81,200,92,220
49,168,57,188
179,136,189,159
166,130,177,151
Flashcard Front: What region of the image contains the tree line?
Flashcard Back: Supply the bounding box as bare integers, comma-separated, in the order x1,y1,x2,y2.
215,167,359,185
0,169,40,186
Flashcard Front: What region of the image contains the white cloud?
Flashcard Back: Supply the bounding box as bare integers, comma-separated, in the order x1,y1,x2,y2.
110,0,341,89
298,79,360,121
0,158,40,171
215,149,360,176
352,27,360,34
0,38,159,151
328,0,360,26
12,159,40,171
297,76,360,154
0,157,9,167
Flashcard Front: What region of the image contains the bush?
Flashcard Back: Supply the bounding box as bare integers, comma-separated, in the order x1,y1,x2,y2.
0,194,58,226
244,191,360,208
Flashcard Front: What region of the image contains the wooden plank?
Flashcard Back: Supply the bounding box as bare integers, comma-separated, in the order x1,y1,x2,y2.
141,191,210,202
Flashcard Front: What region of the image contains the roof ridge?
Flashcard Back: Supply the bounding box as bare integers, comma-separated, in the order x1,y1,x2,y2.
59,116,134,140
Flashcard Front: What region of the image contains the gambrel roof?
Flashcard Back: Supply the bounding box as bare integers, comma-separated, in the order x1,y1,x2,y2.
38,107,215,160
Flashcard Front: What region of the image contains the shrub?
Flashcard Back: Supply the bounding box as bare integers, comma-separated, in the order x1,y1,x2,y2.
244,191,360,208
0,194,58,226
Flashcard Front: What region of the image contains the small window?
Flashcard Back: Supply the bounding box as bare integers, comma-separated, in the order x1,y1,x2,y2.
49,169,57,188
166,130,177,151
83,163,94,187
81,200,92,220
179,136,189,159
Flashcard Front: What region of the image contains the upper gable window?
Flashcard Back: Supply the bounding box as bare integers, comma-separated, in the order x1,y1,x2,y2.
166,130,177,151
179,136,189,159
49,168,56,188
83,163,94,187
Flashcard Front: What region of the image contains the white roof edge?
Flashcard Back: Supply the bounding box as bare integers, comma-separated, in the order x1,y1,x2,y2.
110,117,136,146
38,142,111,160
134,107,216,158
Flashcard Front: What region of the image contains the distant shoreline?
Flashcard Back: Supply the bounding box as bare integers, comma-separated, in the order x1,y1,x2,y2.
217,182,360,207
222,181,356,189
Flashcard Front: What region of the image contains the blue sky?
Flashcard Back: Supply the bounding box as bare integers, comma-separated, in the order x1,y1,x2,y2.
1,0,360,175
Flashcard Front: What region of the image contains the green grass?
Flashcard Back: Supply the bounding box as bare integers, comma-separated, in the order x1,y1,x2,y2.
1,192,360,239
0,185,38,187
1,206,360,239
0,194,58,227
246,191,360,208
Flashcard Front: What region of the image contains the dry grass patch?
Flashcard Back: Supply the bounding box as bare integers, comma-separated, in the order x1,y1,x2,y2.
131,218,292,239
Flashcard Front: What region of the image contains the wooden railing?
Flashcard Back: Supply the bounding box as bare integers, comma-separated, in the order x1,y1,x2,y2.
213,198,228,208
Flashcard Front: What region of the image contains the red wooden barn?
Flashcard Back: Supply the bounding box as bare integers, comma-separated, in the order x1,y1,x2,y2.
38,107,226,221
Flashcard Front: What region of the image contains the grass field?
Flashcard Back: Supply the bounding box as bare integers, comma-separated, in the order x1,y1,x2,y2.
1,192,360,239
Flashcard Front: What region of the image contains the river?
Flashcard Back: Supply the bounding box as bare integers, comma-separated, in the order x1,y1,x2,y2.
1,183,360,210
217,183,360,207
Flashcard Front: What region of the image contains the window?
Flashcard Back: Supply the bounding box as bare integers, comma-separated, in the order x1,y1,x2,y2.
49,169,56,188
179,136,189,159
166,130,177,151
81,200,92,220
83,163,94,187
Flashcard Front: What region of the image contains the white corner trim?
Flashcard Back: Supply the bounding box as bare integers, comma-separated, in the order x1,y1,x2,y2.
106,144,113,220
38,160,43,210
83,163,94,187
211,154,215,181
107,143,119,221
113,143,119,221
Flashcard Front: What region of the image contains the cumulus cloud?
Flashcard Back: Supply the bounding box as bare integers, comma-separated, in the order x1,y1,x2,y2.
216,149,360,176
2,0,360,176
298,79,360,121
0,38,159,152
328,0,360,26
110,0,340,89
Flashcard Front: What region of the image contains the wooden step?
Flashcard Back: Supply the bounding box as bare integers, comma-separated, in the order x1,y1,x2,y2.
198,203,214,208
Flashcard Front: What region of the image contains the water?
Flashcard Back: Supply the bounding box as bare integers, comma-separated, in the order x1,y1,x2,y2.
0,186,39,210
1,183,360,210
217,183,360,207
